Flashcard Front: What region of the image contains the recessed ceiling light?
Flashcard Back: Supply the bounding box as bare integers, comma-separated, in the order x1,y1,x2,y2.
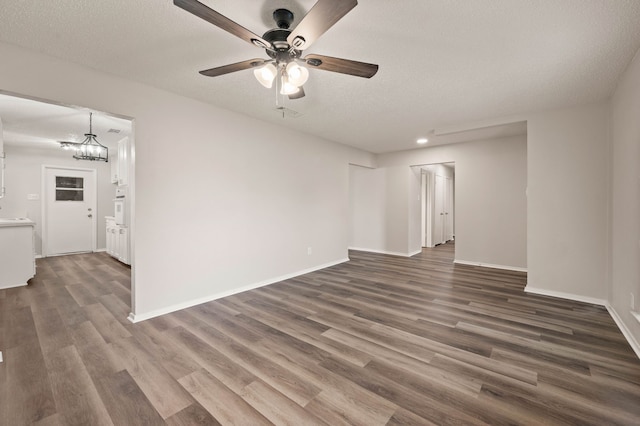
417,138,428,144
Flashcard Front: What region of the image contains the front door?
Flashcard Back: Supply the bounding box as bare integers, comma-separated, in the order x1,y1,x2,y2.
44,166,96,256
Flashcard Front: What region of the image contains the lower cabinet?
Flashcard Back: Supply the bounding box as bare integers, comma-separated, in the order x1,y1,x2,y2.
106,217,130,265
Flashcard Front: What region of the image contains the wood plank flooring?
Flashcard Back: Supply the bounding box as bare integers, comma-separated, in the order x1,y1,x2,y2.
1,243,640,425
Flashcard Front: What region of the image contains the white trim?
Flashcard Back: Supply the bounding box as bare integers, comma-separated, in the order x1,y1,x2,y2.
633,311,640,325
524,285,607,306
607,305,640,360
128,120,136,325
128,257,350,323
349,247,422,258
94,248,107,253
455,259,528,273
0,282,28,290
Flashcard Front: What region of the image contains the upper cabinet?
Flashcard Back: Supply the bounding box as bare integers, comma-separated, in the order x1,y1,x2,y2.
110,154,118,184
112,137,129,187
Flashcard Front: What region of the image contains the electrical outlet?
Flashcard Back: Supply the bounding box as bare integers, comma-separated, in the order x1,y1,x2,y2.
307,247,312,255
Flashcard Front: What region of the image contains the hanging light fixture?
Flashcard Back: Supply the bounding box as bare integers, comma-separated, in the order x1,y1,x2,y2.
71,113,108,162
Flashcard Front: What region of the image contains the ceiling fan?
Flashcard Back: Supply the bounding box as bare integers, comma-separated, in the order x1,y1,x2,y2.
173,0,379,99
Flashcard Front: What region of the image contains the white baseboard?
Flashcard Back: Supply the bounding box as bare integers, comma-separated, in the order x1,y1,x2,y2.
349,247,422,258
454,259,527,273
607,305,640,360
524,285,607,306
0,282,28,290
128,257,350,323
94,248,107,253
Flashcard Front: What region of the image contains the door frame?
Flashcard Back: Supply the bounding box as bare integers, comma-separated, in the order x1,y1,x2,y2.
41,164,98,257
419,163,456,248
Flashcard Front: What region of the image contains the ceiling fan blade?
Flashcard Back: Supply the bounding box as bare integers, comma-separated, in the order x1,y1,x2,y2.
286,0,358,51
288,86,306,100
199,58,269,77
303,54,378,78
174,0,272,50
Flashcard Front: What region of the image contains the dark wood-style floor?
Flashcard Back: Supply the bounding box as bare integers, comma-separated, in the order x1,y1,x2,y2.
1,243,640,425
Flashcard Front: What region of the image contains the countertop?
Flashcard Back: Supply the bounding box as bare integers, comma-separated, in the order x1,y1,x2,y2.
0,218,35,227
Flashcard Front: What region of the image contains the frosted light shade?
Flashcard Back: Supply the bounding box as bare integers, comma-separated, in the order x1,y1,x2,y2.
254,64,277,88
280,80,300,95
286,62,309,87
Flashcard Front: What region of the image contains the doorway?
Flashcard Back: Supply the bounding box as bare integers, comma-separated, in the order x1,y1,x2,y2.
42,166,96,256
0,90,135,314
420,163,455,247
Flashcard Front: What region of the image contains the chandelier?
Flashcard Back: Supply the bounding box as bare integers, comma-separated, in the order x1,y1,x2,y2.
62,113,108,162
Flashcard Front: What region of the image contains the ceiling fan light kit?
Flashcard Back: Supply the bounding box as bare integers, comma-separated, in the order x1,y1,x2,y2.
174,0,378,101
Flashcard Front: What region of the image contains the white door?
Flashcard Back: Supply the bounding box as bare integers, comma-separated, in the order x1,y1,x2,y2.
44,167,96,256
434,174,445,245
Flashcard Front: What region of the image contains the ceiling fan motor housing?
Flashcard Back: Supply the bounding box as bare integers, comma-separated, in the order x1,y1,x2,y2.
262,25,303,62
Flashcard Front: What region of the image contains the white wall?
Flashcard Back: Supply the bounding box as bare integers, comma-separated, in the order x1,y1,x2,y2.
349,165,386,252
526,103,609,302
348,165,415,256
408,166,422,254
0,41,369,319
376,136,528,270
609,50,640,349
0,145,114,255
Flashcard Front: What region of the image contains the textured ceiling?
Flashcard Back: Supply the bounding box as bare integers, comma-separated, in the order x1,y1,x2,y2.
1,0,639,153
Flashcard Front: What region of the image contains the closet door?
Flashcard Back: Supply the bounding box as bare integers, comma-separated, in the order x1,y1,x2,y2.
434,174,445,245
445,177,454,241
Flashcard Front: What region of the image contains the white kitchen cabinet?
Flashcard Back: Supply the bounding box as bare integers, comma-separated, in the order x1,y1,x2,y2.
105,216,129,265
117,226,129,264
110,155,118,184
117,137,129,186
0,218,36,289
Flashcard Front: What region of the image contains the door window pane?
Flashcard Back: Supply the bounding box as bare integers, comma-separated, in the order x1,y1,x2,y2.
56,189,84,201
55,176,84,201
56,176,84,189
